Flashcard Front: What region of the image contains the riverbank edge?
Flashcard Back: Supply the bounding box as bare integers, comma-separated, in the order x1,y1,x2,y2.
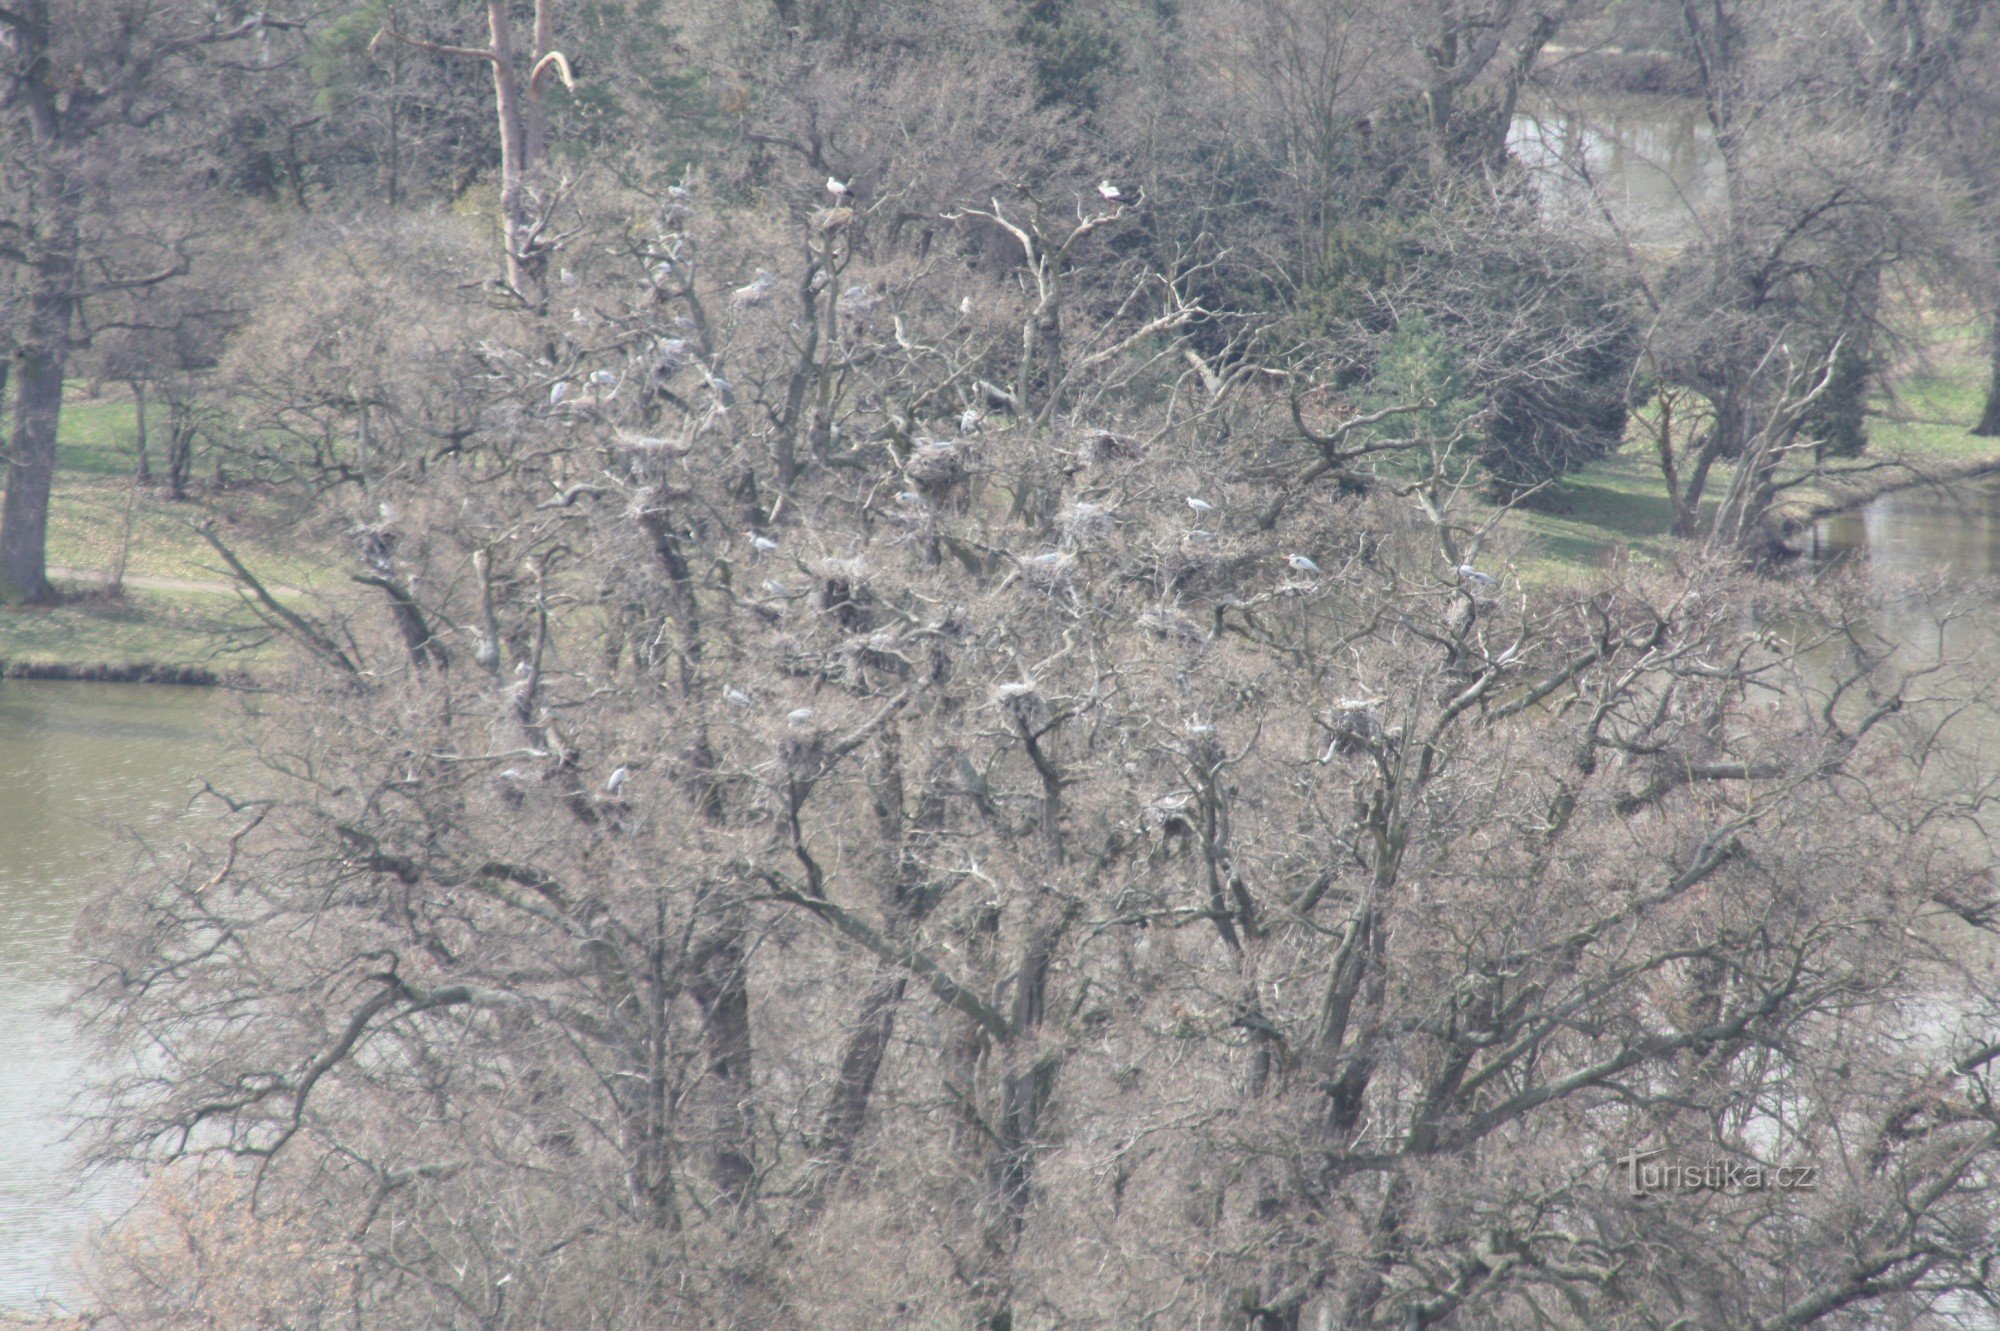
0,659,251,687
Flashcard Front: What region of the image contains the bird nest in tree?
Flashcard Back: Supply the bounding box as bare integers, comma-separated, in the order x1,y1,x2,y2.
904,440,968,494
1057,500,1115,546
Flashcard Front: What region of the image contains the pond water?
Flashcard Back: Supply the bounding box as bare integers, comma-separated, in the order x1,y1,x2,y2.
1510,94,1723,247
0,681,223,1311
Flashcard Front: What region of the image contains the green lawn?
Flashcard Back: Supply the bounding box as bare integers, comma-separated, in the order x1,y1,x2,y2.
1501,338,2000,583
1,385,332,673
0,588,274,675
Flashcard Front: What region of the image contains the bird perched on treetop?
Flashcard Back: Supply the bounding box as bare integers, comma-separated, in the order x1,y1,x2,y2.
1287,553,1321,575
1098,180,1123,201
827,176,850,197
1456,564,1498,587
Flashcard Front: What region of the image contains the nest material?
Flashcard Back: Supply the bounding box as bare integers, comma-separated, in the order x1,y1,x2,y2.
813,556,877,630
996,680,1047,727
1058,500,1115,547
1084,431,1141,464
905,440,966,493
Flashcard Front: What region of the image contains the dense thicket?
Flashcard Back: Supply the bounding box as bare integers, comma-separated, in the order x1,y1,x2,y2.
15,2,2000,1328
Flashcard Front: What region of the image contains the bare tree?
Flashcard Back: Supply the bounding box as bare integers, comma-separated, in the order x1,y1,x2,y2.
0,1,295,601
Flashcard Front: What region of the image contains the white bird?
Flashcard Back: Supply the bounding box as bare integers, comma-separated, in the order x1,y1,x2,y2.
548,381,569,406
590,369,618,387
826,176,850,196
733,268,775,306
605,766,629,794
724,686,754,707
895,490,925,506
1098,180,1123,201
1029,551,1067,565
960,407,982,434
761,578,790,596
559,267,578,288
668,182,692,200
958,295,974,315
1186,720,1216,735
1186,496,1216,515
748,532,780,553
1456,564,1499,587
788,707,817,727
377,501,395,522
1287,553,1322,575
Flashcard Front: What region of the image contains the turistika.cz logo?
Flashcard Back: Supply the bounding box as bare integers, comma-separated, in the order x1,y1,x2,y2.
1616,1148,1819,1197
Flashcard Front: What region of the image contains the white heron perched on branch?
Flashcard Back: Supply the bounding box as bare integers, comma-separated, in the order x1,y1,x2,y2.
826,176,850,197
1098,180,1123,201
732,267,775,306
1456,564,1498,588
1287,553,1321,575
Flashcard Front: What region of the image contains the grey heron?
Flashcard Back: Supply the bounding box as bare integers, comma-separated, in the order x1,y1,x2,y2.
1456,564,1498,587
1287,553,1321,575
724,686,754,707
1098,180,1123,201
548,381,569,406
748,532,780,554
787,707,817,727
1186,496,1216,515
826,176,850,197
605,766,629,794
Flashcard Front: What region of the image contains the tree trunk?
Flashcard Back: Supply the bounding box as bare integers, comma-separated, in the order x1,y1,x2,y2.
130,380,150,482
167,402,196,501
0,280,74,604
1974,307,2000,437
487,0,544,308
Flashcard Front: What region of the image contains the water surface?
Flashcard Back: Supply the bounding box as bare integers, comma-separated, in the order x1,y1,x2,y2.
0,681,222,1310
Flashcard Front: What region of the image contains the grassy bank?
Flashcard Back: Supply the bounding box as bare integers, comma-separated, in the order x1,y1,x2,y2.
0,388,328,679
1501,336,2000,583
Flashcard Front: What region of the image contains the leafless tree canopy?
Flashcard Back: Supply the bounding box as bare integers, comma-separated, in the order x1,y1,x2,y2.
12,1,2000,1328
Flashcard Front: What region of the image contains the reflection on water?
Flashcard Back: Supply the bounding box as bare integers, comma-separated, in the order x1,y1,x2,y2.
0,682,222,1310
1813,477,2000,580
1510,95,1723,247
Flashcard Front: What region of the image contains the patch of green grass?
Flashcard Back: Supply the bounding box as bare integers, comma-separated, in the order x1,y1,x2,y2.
1496,337,2000,581
45,477,330,590
0,588,275,672
54,391,145,476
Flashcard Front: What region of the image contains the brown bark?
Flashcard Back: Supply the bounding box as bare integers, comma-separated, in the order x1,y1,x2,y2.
1,279,74,603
